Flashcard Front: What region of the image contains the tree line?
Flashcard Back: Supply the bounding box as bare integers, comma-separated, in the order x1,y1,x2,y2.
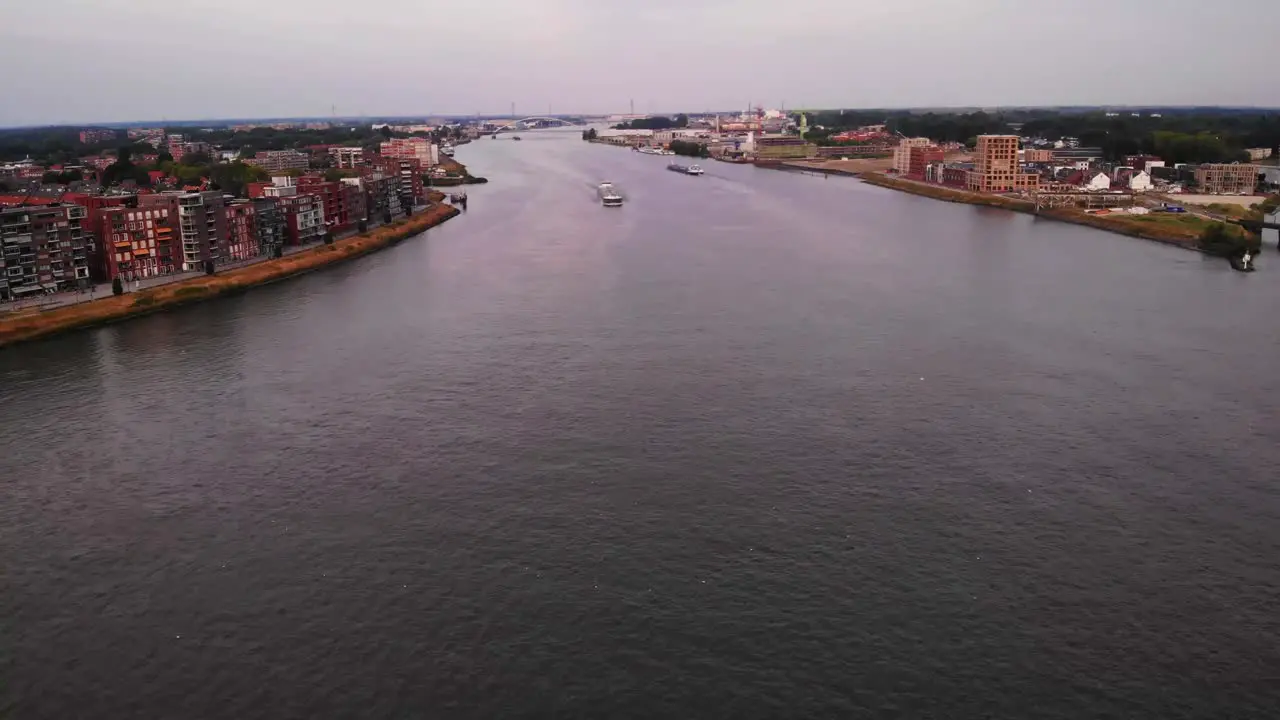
797,109,1280,164
613,115,689,131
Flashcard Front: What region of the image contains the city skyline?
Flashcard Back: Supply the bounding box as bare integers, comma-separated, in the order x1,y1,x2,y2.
1,0,1277,126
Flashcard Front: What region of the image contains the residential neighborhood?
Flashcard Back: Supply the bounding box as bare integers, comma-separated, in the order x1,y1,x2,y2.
0,124,463,302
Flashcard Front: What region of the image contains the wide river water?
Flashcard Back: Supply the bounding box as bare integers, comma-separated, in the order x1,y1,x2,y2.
3,130,1279,718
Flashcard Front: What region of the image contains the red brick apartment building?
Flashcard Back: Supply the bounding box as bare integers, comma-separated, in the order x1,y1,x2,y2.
224,201,258,261
907,146,945,181
296,176,366,234
98,202,179,280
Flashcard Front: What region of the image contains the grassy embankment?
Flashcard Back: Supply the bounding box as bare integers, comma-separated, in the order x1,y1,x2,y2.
0,202,459,349
859,172,1247,250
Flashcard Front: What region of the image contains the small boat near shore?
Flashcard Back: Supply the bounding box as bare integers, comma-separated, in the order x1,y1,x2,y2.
598,182,623,207
636,147,663,155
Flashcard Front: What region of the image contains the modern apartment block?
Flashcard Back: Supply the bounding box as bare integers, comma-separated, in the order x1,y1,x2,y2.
297,176,366,234
374,157,425,209
358,173,404,224
1194,164,1259,194
170,141,214,162
99,202,179,280
907,145,945,181
277,193,326,246
252,197,286,256
380,138,436,167
246,150,311,172
892,137,933,174
224,200,258,261
329,147,364,169
147,191,228,271
967,135,1039,193
1,205,93,300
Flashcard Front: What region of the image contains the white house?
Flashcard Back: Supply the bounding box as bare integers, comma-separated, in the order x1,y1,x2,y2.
1128,171,1152,192
1085,172,1111,191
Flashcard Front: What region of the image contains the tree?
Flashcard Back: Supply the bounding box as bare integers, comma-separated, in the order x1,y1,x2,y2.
156,151,174,164
1198,221,1259,258
181,151,213,166
582,128,598,141
379,125,393,139
111,277,123,296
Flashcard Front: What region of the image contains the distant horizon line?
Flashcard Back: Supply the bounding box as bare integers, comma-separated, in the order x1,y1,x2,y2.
4,104,1280,131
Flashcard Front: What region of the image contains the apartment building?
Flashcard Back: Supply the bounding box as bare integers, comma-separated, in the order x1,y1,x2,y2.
277,194,326,246
252,197,286,256
967,135,1039,193
224,201,258,261
98,202,179,280
907,145,944,181
892,137,933,174
1,205,93,300
170,141,213,162
1022,149,1053,163
357,173,404,224
753,135,816,160
329,147,364,169
374,157,425,208
145,191,227,272
79,129,116,145
246,150,310,172
380,138,437,167
296,176,366,234
1194,163,1259,194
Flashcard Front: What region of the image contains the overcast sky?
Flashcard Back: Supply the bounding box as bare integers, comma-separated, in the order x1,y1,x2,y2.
0,0,1274,125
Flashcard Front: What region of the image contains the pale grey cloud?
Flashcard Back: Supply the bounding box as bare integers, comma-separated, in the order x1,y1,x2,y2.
0,0,1274,125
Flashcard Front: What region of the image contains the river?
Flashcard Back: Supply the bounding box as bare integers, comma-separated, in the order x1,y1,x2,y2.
3,129,1278,719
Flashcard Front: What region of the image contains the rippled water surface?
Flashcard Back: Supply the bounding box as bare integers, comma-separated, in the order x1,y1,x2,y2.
3,130,1279,719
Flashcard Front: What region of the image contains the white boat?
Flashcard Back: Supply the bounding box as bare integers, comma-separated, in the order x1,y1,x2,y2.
636,147,662,155
598,182,623,207
687,165,704,175
660,149,675,156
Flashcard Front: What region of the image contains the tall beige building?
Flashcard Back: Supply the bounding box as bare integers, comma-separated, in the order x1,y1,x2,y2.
1194,164,1259,194
967,135,1039,193
892,137,933,174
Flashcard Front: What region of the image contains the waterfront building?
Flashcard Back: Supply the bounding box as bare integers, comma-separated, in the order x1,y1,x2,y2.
753,135,816,160
1194,164,1260,194
277,193,326,246
252,197,286,256
374,157,425,208
0,205,92,300
892,138,933,174
907,145,945,181
357,174,404,224
297,176,366,235
140,191,227,271
967,135,1039,193
98,202,179,280
246,150,311,173
1246,148,1273,161
224,200,259,261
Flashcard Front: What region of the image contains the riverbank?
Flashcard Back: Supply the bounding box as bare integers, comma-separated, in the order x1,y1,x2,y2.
0,203,460,349
858,172,1232,252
